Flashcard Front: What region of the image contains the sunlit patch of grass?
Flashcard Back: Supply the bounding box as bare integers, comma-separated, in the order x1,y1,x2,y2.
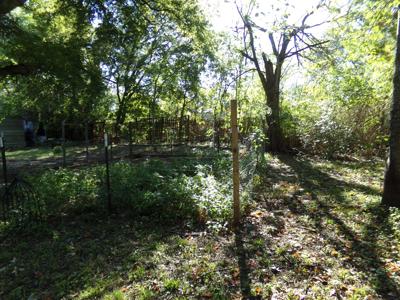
6,145,95,161
163,278,181,291
103,290,127,300
6,147,55,160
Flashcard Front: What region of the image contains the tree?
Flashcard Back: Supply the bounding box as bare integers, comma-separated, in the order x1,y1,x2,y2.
0,0,107,124
90,0,213,129
236,1,328,152
282,0,395,158
0,0,25,15
383,7,400,207
0,0,214,128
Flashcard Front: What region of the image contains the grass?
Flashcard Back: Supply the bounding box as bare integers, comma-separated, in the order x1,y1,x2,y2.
6,147,56,160
4,143,207,162
5,145,96,161
241,154,400,299
0,153,399,299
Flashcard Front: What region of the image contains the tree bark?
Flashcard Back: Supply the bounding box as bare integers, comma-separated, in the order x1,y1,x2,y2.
383,9,400,207
115,101,127,133
263,56,284,153
265,88,283,153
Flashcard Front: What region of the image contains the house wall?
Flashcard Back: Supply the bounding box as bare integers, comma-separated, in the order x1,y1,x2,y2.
0,118,30,148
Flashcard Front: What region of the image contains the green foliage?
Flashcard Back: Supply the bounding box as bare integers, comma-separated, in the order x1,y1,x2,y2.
278,0,395,157
0,0,108,123
27,156,237,226
0,0,215,130
31,168,101,215
184,165,231,222
103,290,126,300
104,160,195,220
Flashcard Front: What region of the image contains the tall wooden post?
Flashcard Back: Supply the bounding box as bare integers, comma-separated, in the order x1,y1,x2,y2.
231,99,240,228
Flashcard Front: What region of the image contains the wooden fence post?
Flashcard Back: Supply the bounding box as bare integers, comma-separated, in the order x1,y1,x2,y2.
231,99,240,229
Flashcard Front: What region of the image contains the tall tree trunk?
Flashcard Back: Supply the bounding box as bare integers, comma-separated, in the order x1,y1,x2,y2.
265,87,283,153
114,104,127,139
264,59,284,153
383,10,400,207
115,99,127,132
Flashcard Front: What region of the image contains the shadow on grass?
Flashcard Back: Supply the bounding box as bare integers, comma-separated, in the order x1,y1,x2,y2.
235,228,259,300
0,212,179,299
275,154,399,299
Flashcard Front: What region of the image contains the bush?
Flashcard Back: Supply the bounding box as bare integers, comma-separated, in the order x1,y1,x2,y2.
183,165,232,223
27,155,240,226
30,168,100,215
105,160,195,220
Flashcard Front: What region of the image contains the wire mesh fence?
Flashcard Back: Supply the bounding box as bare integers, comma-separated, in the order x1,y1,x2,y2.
239,132,265,204
0,115,264,228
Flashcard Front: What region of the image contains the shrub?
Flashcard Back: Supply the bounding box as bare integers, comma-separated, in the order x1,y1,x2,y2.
30,168,100,215
183,165,232,223
27,155,242,226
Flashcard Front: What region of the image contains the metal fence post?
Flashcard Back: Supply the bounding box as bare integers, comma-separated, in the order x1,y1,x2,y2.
1,132,8,186
109,134,113,161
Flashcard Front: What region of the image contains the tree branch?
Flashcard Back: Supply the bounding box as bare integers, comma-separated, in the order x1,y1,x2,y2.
269,33,278,56
285,40,329,58
0,63,38,78
236,2,267,90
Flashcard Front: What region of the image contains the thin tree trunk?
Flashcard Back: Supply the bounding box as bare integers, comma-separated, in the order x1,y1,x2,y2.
383,9,400,207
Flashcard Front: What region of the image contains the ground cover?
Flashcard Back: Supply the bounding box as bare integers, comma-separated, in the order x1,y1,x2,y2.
0,153,399,299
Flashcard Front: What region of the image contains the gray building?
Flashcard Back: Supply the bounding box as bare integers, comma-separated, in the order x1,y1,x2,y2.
0,117,35,148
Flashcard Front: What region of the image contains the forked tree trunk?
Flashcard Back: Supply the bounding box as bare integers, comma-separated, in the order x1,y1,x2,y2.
383,10,400,207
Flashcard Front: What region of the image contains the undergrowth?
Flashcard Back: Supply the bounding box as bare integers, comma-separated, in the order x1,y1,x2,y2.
24,153,242,227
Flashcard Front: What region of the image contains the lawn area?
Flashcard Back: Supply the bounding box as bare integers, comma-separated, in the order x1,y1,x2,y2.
0,154,399,299
6,147,57,161
5,146,93,161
